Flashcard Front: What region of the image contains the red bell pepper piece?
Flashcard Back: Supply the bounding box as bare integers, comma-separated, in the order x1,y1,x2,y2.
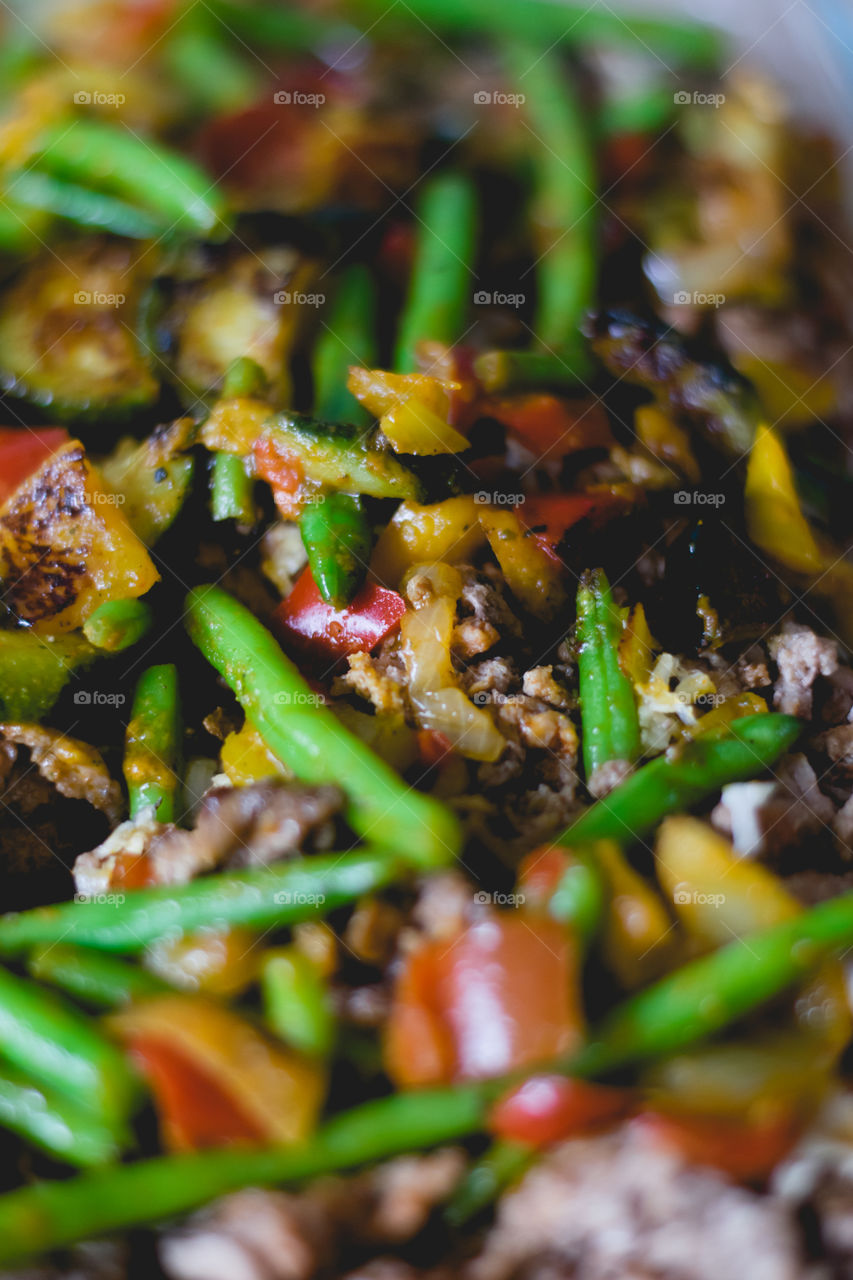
0,427,69,506
482,394,611,458
128,1037,265,1151
275,566,406,662
631,1109,801,1183
385,912,583,1087
490,1074,632,1147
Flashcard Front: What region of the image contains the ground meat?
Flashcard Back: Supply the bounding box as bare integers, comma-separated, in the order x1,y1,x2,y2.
453,615,500,658
0,724,122,821
469,1127,805,1280
712,754,835,859
769,623,838,718
340,650,407,715
522,666,573,710
361,1150,465,1242
736,644,772,690
781,868,853,905
74,779,343,893
410,871,475,941
772,1094,853,1277
461,656,518,699
456,566,521,643
160,1189,331,1280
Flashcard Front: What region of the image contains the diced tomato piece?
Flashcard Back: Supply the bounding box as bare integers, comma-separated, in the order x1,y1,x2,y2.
253,435,305,519
128,1036,266,1151
490,1074,632,1147
0,427,68,506
417,728,454,768
482,394,611,457
274,567,406,662
632,1109,801,1183
385,913,583,1087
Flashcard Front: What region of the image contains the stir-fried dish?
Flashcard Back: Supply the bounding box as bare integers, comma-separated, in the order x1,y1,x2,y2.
1,3,853,1277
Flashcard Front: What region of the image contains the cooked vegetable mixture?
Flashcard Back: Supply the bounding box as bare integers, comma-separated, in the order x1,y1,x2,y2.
0,3,853,1277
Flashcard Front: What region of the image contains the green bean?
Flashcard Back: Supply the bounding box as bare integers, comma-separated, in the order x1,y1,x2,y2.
0,1067,123,1168
124,664,182,823
262,949,335,1058
577,569,641,780
299,492,371,606
82,599,152,653
503,42,597,356
348,0,721,66
32,119,228,239
210,357,267,523
547,853,605,943
313,264,376,425
204,0,337,50
597,84,675,140
6,169,165,240
472,346,593,393
210,452,255,524
0,852,402,954
394,172,477,373
561,714,801,847
164,9,259,115
184,586,461,866
0,966,137,1129
6,892,853,1261
28,946,168,1009
0,1084,485,1263
445,1139,532,1226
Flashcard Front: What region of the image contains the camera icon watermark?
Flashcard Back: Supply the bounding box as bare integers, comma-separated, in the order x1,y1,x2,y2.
274,890,327,906
673,290,725,308
673,90,726,108
274,690,325,706
73,690,127,707
673,888,725,907
473,90,525,107
673,490,725,507
73,90,125,107
473,890,526,906
73,291,125,308
473,290,524,308
74,892,126,906
274,290,325,307
273,90,325,106
474,490,524,506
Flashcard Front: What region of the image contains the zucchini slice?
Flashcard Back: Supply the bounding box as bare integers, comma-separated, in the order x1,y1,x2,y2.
0,238,159,423
100,418,196,546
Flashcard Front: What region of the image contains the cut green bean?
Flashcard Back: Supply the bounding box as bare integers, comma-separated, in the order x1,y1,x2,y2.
394,172,477,373
473,346,593,393
577,569,641,780
6,169,165,240
210,451,255,524
222,356,269,399
547,853,605,943
32,119,228,238
502,42,597,355
164,9,259,114
313,264,376,424
262,949,335,1058
28,946,168,1008
0,852,402,954
0,1067,123,1168
124,664,182,823
562,714,801,846
0,966,137,1129
184,586,461,866
299,492,371,606
83,599,152,653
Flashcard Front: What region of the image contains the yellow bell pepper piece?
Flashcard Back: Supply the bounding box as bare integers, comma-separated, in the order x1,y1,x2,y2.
618,602,659,686
347,367,452,418
745,423,823,574
591,839,678,988
371,496,485,587
635,404,700,483
221,719,290,786
479,506,567,621
732,354,836,433
380,398,468,455
688,691,768,738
